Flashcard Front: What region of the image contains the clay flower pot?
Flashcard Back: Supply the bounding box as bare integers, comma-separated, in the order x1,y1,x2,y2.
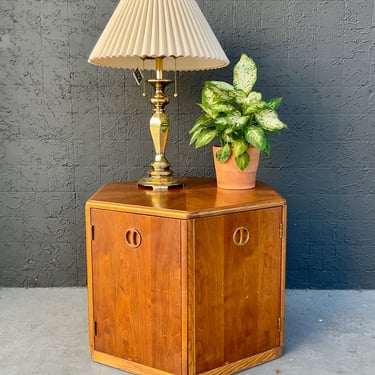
213,145,260,190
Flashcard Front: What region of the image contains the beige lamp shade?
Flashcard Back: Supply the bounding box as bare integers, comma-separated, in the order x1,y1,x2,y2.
88,0,229,71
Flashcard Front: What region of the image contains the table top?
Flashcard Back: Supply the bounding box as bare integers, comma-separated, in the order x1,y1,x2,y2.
86,177,286,219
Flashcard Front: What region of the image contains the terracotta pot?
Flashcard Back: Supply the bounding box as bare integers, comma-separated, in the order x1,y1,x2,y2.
213,145,260,189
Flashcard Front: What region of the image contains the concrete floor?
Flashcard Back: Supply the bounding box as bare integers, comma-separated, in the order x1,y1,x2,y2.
0,289,374,375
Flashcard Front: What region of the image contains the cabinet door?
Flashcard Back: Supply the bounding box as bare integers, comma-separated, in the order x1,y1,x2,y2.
194,207,283,372
90,209,182,374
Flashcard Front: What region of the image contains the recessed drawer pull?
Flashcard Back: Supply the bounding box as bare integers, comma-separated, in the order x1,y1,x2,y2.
233,227,250,246
124,228,142,248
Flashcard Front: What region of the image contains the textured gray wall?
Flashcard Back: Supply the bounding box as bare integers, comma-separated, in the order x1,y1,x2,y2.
0,0,374,288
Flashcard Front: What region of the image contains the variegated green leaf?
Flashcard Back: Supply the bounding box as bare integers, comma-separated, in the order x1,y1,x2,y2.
215,114,250,129
209,103,239,116
234,115,250,128
247,92,262,101
189,114,211,134
194,128,217,148
216,143,231,163
267,97,282,110
209,81,234,92
235,151,250,171
242,100,268,115
214,115,232,128
204,82,234,103
222,128,234,143
198,103,216,118
202,84,224,107
233,54,257,95
255,109,288,132
263,135,271,156
201,84,216,105
189,129,200,145
190,125,213,145
244,126,267,151
232,139,249,158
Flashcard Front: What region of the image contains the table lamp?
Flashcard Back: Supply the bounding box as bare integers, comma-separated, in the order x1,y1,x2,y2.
88,0,229,190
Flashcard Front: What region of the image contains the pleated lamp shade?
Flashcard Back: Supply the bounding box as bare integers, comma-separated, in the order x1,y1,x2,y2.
88,0,229,71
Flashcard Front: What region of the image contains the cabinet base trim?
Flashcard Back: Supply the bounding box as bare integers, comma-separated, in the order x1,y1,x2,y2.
92,347,282,375
198,347,283,375
92,350,175,375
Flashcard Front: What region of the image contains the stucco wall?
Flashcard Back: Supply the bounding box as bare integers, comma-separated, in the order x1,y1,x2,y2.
0,0,374,287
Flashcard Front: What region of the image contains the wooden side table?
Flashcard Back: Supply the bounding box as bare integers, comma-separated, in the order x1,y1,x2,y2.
85,177,287,375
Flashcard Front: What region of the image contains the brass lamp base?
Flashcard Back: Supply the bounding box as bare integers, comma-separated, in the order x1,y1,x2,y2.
137,175,183,190
138,154,183,190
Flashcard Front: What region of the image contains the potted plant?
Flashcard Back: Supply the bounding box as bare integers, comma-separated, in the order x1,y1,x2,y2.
189,53,287,189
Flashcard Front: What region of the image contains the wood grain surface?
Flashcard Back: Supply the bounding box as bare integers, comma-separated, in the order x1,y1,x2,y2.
194,208,282,373
85,178,286,375
91,209,183,374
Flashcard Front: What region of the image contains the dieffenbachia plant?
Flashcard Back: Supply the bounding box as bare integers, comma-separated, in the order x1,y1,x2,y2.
189,54,287,170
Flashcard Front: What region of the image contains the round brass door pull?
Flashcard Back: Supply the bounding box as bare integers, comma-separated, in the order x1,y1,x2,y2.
125,229,142,248
233,227,250,246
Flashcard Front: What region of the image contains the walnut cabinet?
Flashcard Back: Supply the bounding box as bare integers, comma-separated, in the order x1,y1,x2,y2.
85,177,287,375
